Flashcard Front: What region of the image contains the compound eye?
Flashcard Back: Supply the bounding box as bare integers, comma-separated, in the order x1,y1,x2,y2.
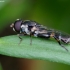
14,20,23,32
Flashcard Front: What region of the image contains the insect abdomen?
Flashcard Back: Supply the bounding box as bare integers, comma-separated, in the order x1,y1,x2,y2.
37,33,50,39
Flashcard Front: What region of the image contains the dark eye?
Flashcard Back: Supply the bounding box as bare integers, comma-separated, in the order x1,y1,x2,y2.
14,20,23,32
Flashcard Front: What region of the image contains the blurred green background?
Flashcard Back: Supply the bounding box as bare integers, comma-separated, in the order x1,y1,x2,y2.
0,0,70,70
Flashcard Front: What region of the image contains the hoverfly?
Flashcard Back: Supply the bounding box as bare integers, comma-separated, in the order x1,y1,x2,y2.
10,19,70,51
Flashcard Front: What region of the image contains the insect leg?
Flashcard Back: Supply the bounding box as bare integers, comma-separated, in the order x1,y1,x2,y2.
61,39,68,44
30,32,32,45
17,34,24,45
53,36,68,51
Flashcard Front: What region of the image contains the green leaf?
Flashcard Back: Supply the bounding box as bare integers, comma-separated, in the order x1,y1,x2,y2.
0,35,70,65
